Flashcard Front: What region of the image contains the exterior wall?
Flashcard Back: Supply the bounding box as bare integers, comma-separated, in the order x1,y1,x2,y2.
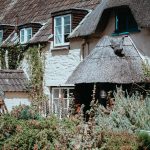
43,42,82,113
102,13,150,58
4,92,30,112
70,37,100,59
43,42,81,87
20,42,81,107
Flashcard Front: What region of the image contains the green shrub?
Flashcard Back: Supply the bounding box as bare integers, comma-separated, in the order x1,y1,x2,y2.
0,93,150,149
138,131,150,149
11,105,41,120
93,93,150,133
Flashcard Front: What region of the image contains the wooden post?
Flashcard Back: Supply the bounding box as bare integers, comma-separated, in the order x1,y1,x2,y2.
0,98,8,115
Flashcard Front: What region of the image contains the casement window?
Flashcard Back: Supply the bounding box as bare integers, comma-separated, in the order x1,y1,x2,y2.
54,14,71,46
0,30,3,44
52,87,74,118
20,28,32,44
114,8,139,35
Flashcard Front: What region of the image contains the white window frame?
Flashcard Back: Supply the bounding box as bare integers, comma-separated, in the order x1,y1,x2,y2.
20,27,32,44
54,14,71,47
52,87,74,119
0,30,3,44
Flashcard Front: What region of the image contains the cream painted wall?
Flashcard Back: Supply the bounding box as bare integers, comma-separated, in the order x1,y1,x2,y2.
102,13,150,57
4,92,30,112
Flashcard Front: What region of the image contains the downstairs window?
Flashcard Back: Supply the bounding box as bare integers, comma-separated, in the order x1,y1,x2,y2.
52,87,74,118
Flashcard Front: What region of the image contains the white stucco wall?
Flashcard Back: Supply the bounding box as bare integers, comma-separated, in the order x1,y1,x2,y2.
43,43,81,87
19,42,81,101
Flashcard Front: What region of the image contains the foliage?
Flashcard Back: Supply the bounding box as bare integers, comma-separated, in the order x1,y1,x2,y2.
1,92,150,150
11,105,41,120
0,45,25,69
0,114,139,150
91,92,150,133
138,131,150,149
142,60,150,78
26,46,47,107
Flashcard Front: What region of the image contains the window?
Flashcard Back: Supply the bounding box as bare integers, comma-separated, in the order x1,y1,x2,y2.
52,87,74,118
54,15,71,46
0,30,3,44
20,28,32,44
114,8,139,35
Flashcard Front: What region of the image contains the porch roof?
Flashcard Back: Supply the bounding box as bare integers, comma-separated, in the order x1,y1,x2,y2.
67,36,149,84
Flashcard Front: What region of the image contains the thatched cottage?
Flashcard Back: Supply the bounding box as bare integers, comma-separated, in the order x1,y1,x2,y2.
0,0,100,115
0,0,150,115
67,0,150,108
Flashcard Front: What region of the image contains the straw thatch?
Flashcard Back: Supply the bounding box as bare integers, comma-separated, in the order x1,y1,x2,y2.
0,0,101,44
70,0,150,38
0,70,28,92
67,36,149,84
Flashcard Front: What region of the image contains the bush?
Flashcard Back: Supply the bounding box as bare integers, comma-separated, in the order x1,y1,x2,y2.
0,93,150,149
11,105,41,120
92,92,150,133
138,131,150,149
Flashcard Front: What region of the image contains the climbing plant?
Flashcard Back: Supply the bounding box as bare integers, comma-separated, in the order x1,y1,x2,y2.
26,46,47,108
0,44,24,69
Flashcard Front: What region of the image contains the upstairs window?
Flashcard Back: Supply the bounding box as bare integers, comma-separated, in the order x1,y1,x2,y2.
114,7,139,35
54,15,71,46
0,30,3,44
20,28,32,44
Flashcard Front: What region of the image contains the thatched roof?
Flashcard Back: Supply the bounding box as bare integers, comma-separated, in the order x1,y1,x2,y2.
0,70,28,92
67,36,149,84
70,0,150,38
0,0,101,44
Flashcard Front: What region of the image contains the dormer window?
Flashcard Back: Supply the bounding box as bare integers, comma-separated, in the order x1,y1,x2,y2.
54,14,71,46
0,30,3,44
114,7,139,35
20,28,32,44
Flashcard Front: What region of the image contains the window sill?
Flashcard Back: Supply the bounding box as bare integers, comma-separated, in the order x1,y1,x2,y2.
51,45,69,51
112,30,140,36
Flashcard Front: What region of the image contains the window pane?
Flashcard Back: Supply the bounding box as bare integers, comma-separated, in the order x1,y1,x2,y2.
53,99,60,115
69,89,74,97
55,26,62,35
64,16,70,25
62,89,67,98
62,98,68,108
128,14,138,31
55,35,62,44
55,17,61,26
27,28,32,35
64,34,69,42
53,89,59,98
27,28,32,41
64,25,71,34
27,35,32,41
0,31,3,44
20,30,24,43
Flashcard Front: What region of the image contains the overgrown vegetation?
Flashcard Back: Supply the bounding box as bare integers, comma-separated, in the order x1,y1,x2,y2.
26,46,47,108
0,45,25,69
0,93,150,149
27,46,45,105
